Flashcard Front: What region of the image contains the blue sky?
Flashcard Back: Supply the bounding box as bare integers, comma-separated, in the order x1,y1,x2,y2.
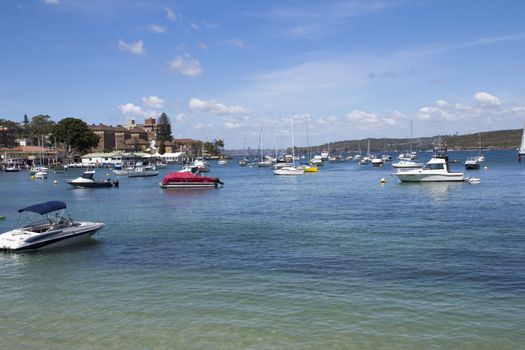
1,0,525,148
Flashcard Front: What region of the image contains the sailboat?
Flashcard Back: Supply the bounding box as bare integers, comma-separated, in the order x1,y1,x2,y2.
239,135,250,166
359,139,371,165
257,129,272,167
399,120,417,161
475,133,485,162
303,117,317,173
273,117,305,176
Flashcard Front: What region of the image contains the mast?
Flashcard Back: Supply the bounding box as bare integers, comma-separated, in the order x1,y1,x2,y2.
520,121,525,154
306,116,310,161
259,128,263,162
409,120,413,154
243,135,247,160
291,117,296,167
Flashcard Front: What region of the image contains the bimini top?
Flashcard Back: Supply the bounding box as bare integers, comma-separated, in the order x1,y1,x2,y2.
18,201,67,215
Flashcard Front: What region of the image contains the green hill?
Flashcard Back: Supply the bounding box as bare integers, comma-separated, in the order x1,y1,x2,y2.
307,129,522,153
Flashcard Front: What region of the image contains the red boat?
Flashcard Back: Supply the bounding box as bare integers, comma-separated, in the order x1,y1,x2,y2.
160,170,223,189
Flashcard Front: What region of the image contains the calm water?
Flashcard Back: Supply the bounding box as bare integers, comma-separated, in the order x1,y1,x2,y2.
0,151,524,349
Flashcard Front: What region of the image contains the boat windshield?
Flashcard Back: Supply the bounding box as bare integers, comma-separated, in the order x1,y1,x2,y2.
424,163,445,170
81,172,95,180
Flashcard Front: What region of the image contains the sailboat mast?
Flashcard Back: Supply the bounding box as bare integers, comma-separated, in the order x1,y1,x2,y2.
409,120,413,154
306,117,310,161
291,117,296,166
259,128,263,162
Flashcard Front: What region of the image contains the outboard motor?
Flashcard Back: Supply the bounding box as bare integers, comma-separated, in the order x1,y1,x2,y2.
214,178,224,187
113,179,119,188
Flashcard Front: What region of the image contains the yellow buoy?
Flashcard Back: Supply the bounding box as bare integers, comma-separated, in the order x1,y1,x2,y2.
380,177,386,184
106,173,110,177
31,176,35,180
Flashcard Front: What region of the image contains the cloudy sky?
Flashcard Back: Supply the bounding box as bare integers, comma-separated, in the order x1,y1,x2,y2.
1,0,525,148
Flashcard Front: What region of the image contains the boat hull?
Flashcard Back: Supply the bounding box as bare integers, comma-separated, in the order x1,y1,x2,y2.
160,182,219,189
273,167,305,175
0,222,105,252
465,163,480,170
395,172,464,182
66,180,114,188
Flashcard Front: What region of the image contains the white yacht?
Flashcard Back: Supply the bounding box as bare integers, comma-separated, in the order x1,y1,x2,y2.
465,157,481,170
34,170,48,179
0,201,105,252
394,147,464,182
371,155,384,166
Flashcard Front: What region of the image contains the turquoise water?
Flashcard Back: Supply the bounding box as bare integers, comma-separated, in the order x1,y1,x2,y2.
0,151,524,349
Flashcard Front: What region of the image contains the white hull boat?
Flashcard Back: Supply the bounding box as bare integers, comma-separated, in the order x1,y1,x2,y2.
394,147,464,182
127,166,159,177
273,166,305,175
0,201,104,252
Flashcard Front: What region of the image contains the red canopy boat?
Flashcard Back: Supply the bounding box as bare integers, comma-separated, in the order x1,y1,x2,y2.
160,170,223,189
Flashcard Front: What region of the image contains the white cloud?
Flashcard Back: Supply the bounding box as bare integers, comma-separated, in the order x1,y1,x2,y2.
149,24,166,34
223,117,241,129
118,39,145,55
44,0,59,5
198,42,208,51
224,39,247,48
417,92,523,122
190,22,200,30
202,21,218,29
346,110,401,128
165,7,179,21
188,98,250,114
168,55,203,77
118,103,146,117
142,96,165,108
474,92,502,107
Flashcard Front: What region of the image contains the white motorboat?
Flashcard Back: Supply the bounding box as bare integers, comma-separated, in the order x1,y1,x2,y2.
371,155,384,166
113,164,128,176
127,165,159,177
465,157,481,170
192,157,210,172
5,165,21,172
320,151,329,161
29,166,48,175
34,171,48,179
310,155,323,165
218,159,228,165
394,147,464,182
66,170,118,188
257,156,273,167
0,201,105,252
359,156,371,165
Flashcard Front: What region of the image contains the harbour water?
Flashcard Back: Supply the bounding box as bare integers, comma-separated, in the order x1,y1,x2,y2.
0,150,524,349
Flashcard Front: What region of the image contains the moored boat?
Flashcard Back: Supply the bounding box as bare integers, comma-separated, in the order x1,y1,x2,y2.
0,201,105,252
66,170,118,188
127,165,159,177
465,157,481,170
394,146,464,182
160,169,223,189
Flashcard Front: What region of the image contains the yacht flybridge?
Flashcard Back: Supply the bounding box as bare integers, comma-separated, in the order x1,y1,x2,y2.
394,146,464,182
0,201,105,252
